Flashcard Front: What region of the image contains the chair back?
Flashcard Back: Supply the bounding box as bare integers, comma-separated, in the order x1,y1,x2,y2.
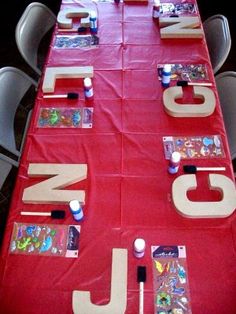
203,14,231,74
215,71,236,161
0,67,37,157
15,2,56,76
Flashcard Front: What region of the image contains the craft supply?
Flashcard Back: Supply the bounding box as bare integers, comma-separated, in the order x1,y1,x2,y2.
54,35,99,49
20,210,65,219
151,245,192,313
137,266,146,314
84,77,94,99
22,163,87,205
161,64,171,88
69,200,84,221
168,151,181,174
177,80,212,87
73,249,128,314
163,135,225,159
10,222,81,257
58,27,87,33
163,84,216,117
78,27,87,33
133,238,146,258
57,28,79,32
157,64,209,82
57,8,91,29
159,16,203,39
42,66,94,93
90,11,98,34
153,0,160,18
183,165,226,174
172,173,236,218
43,92,79,99
159,2,196,17
38,107,93,128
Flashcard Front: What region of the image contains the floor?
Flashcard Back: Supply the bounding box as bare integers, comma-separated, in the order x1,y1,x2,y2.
0,1,235,245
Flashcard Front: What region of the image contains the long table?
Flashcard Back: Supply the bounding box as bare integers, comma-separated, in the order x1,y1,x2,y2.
1,1,236,313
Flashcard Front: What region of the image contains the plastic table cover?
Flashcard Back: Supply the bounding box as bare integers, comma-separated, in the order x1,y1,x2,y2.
0,1,236,313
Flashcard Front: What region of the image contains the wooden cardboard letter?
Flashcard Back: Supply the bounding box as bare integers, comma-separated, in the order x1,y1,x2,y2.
163,86,216,117
172,174,236,218
42,66,94,93
73,248,128,314
57,8,91,29
22,163,87,204
159,16,203,39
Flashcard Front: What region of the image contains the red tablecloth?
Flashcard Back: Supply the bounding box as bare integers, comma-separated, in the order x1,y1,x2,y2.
1,1,236,313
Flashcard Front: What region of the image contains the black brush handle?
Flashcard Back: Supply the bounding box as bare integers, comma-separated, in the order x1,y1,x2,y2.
183,165,197,174
177,80,188,87
51,210,66,219
67,92,79,99
137,266,146,283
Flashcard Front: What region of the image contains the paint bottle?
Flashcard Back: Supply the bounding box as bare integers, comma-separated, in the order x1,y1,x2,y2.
90,11,98,34
133,238,146,258
84,77,94,100
153,0,161,19
162,64,171,88
168,151,181,174
69,200,84,221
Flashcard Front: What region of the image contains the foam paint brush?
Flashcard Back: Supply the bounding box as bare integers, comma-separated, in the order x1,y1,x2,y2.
177,80,213,87
57,28,79,32
183,165,226,174
43,92,79,99
20,210,66,219
137,266,146,314
57,27,87,33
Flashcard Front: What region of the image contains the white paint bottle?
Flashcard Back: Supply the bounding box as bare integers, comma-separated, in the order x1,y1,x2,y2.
84,77,94,100
69,200,84,221
133,238,146,258
168,151,181,174
153,0,161,19
162,64,171,88
90,11,98,34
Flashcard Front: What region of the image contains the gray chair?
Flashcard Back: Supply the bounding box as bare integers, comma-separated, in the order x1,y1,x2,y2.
0,66,37,161
15,2,56,76
203,14,231,74
0,154,18,193
215,71,236,173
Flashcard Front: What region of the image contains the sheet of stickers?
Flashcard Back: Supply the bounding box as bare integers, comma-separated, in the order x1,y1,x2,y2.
9,222,81,258
37,107,93,128
151,245,192,314
54,35,99,49
157,64,208,82
163,135,225,159
159,1,197,17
